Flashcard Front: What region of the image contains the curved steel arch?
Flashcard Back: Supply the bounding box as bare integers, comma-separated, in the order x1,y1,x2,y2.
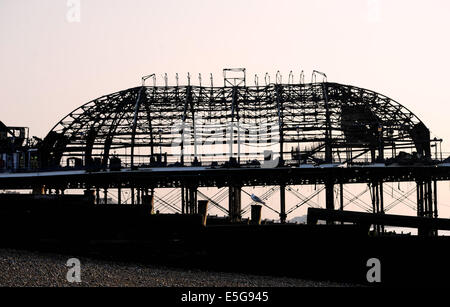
40,82,431,169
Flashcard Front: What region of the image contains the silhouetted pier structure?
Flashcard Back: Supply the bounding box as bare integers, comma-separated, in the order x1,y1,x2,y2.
1,68,449,236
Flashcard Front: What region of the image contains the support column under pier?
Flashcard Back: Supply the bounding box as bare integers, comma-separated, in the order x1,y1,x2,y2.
416,180,437,218
182,186,198,214
142,194,154,215
280,185,287,224
96,187,100,205
325,180,334,225
103,188,108,205
417,179,438,236
198,200,208,226
229,186,242,222
32,185,45,195
189,187,197,214
181,187,185,214
370,180,385,234
137,188,141,205
433,180,438,219
339,183,344,225
83,189,95,204
117,186,121,205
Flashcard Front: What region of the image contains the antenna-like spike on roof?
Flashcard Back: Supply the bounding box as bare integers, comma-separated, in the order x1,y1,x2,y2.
264,73,270,86
276,71,282,84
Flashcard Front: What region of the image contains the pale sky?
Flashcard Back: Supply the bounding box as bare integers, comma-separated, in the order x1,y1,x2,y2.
1,0,450,146
1,0,450,222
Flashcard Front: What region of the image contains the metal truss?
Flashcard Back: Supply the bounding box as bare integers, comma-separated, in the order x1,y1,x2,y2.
40,70,431,169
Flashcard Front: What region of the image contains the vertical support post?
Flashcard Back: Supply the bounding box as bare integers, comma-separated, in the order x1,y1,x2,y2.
182,186,197,214
375,181,381,233
275,85,284,165
433,179,438,218
181,86,192,166
322,83,332,163
150,188,154,209
416,181,422,217
375,182,380,214
32,185,45,195
339,183,344,225
142,194,154,215
417,181,424,217
427,181,433,217
103,188,108,205
192,95,198,162
84,189,95,204
186,187,190,214
371,182,376,213
189,187,197,214
181,186,185,214
96,187,100,205
229,87,239,161
370,182,378,233
198,200,209,226
251,205,262,225
325,179,334,225
323,82,333,224
416,179,437,236
378,125,384,161
228,186,242,222
424,182,428,216
325,181,334,210
237,120,241,164
180,121,185,166
280,184,286,224
118,186,121,205
380,181,384,233
379,182,384,213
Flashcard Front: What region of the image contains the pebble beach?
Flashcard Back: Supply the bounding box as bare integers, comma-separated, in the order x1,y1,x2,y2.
0,248,352,287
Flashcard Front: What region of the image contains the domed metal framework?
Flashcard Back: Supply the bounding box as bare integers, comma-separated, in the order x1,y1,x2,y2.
40,72,431,169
